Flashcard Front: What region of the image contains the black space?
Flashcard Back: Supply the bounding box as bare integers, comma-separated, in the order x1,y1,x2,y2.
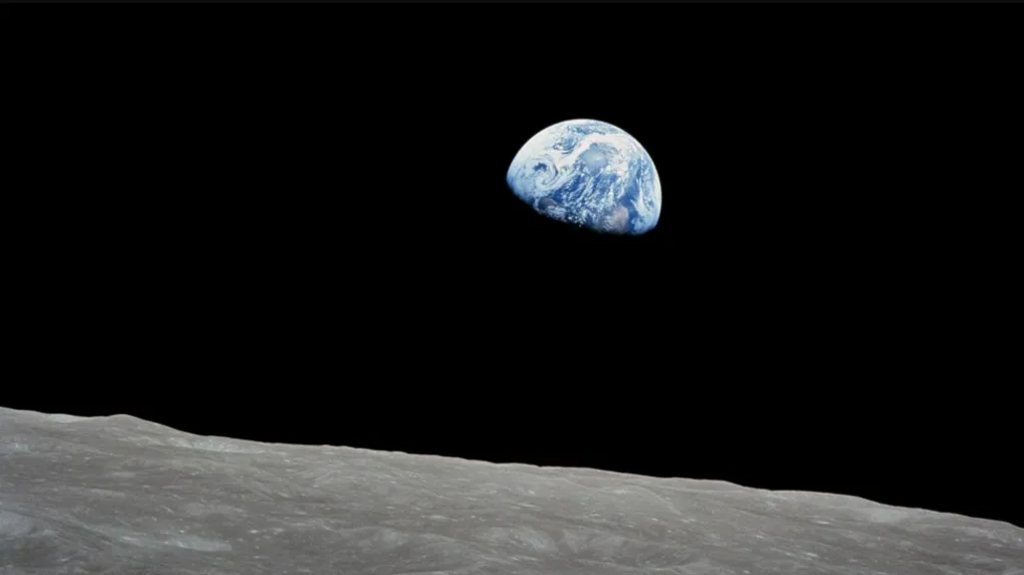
5,36,1021,530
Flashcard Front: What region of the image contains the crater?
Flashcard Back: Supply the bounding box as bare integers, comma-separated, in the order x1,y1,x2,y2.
165,437,265,454
0,511,36,538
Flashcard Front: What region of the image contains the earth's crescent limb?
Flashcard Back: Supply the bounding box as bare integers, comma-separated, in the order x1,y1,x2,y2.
507,119,662,235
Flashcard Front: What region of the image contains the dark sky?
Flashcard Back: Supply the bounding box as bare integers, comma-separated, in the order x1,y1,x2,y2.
7,38,1019,529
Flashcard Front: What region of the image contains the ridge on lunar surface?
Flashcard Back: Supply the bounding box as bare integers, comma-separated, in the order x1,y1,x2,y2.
1,407,1022,575
507,119,662,235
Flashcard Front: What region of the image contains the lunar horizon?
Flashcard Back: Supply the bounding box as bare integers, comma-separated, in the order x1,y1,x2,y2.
1,406,1021,575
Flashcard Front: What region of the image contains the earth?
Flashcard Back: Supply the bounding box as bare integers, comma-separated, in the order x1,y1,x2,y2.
507,119,661,235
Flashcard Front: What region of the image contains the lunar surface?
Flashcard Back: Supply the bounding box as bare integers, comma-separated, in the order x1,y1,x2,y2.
1,407,1022,575
507,120,661,235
